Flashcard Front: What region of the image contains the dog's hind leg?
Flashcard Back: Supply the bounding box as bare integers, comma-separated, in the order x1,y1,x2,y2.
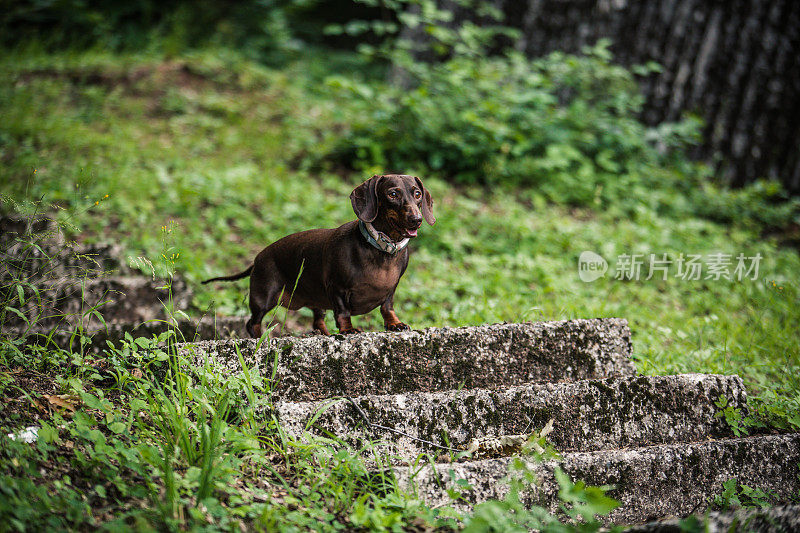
246,272,283,338
311,308,329,335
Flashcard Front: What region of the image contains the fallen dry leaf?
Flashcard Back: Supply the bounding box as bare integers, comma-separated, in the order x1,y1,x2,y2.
44,394,80,413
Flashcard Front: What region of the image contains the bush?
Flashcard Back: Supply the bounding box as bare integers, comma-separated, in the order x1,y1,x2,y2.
303,1,701,212
296,0,798,228
1,0,294,62
323,37,703,209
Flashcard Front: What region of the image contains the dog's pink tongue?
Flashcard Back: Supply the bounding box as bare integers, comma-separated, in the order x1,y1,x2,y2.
405,228,418,237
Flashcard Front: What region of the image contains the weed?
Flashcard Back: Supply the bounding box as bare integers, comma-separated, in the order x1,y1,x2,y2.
714,395,754,437
2,3,800,527
711,478,776,511
462,461,621,532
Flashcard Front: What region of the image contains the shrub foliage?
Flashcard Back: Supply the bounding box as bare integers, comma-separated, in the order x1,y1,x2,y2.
329,42,696,203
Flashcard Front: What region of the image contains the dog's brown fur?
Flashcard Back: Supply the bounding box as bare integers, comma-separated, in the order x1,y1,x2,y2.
202,174,435,337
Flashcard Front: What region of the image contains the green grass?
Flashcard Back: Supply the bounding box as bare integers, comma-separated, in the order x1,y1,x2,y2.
1,46,799,529
2,47,798,410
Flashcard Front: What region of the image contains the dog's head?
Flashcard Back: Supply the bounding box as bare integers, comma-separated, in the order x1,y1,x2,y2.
350,174,435,240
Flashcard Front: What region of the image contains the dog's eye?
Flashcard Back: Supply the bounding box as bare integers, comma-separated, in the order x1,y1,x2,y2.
413,190,422,200
388,191,398,199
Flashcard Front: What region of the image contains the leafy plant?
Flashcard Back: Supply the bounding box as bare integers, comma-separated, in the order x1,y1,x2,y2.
2,14,800,529
312,0,701,214
2,0,295,63
749,390,800,432
308,1,800,232
0,200,117,366
463,461,620,532
457,417,619,532
712,478,775,511
714,395,754,437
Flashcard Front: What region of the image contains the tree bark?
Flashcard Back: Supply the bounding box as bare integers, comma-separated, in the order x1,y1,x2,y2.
481,0,800,192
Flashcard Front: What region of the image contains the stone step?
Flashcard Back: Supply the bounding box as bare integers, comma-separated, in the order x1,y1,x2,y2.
395,433,800,524
5,275,192,329
10,315,244,352
625,505,800,532
276,374,747,460
1,241,131,279
8,313,311,352
1,215,131,276
0,214,60,245
182,319,636,401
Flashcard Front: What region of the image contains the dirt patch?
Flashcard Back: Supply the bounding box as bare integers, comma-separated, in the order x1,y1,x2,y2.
14,61,227,94
0,367,64,427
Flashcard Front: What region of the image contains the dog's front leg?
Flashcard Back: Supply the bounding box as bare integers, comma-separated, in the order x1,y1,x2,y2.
331,291,361,334
381,293,410,331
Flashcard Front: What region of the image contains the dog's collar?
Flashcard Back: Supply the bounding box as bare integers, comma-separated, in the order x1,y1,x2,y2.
358,220,409,255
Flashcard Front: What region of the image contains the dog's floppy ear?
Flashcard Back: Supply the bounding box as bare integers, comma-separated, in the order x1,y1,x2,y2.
350,175,382,222
414,176,436,225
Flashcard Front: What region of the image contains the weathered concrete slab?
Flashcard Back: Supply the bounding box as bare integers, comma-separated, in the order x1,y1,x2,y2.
4,275,192,330
395,433,800,524
2,220,192,330
1,241,130,279
1,215,130,276
9,315,247,352
181,319,636,401
0,214,60,245
626,505,800,532
276,374,747,459
8,312,307,353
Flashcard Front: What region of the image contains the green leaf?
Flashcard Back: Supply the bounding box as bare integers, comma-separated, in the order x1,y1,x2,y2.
73,410,97,431
86,429,107,446
38,423,58,444
107,422,126,434
596,150,620,173
134,337,151,349
91,309,106,327
80,391,111,413
323,24,344,36
4,306,28,324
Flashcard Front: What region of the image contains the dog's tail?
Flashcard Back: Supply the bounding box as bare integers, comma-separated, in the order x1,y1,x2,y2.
202,265,253,284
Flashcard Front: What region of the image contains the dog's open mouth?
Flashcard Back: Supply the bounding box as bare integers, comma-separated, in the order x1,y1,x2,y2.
391,219,419,239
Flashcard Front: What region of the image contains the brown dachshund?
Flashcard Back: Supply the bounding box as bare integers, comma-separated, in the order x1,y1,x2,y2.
202,174,435,337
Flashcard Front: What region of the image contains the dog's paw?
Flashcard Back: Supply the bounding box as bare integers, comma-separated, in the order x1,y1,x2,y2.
386,322,410,331
339,327,362,335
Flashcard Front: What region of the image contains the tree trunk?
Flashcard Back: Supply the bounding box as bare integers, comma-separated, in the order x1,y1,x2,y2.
494,0,800,192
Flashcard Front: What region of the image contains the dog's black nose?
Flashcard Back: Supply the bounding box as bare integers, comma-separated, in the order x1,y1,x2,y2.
408,214,423,228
